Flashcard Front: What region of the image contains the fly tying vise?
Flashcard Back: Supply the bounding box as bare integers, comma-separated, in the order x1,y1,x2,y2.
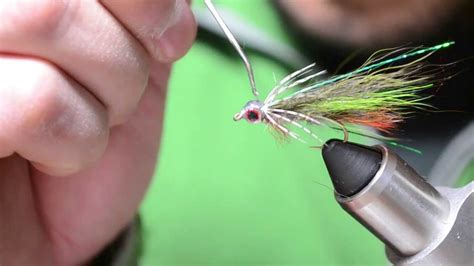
205,0,453,149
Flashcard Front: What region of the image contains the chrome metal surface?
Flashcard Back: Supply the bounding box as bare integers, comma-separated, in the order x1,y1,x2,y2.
387,184,473,266
337,146,451,256
336,145,473,265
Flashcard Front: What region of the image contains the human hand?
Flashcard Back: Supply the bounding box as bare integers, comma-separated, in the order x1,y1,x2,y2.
277,0,461,46
0,0,196,264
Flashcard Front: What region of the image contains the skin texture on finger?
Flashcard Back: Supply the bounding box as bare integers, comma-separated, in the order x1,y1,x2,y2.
0,156,53,266
100,0,197,62
0,55,109,176
0,0,197,263
31,64,171,265
0,0,150,125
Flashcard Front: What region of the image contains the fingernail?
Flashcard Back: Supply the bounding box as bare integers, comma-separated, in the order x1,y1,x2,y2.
155,0,185,61
32,161,80,177
155,0,196,62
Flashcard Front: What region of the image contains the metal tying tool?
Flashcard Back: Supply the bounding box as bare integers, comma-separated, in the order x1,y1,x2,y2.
322,140,473,265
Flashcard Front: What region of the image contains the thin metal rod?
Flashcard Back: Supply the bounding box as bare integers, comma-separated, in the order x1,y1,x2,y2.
204,0,259,97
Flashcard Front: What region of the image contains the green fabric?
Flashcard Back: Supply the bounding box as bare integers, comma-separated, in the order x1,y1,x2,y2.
139,1,385,265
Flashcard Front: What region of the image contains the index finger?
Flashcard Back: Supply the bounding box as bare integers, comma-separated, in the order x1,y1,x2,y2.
101,0,197,62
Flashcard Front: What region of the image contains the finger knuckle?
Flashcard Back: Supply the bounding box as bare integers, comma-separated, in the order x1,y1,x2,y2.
18,60,108,150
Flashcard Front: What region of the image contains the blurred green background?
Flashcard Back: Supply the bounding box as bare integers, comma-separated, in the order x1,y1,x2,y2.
139,1,385,265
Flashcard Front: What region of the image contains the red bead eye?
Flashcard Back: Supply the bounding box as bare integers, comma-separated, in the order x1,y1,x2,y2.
246,110,260,121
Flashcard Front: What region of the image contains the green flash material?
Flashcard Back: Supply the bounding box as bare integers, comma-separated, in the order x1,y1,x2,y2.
287,41,454,97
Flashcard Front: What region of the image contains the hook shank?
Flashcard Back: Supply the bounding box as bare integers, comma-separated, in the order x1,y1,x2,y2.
204,0,259,97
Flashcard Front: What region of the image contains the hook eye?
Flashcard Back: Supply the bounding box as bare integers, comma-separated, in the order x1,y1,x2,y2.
233,112,244,121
